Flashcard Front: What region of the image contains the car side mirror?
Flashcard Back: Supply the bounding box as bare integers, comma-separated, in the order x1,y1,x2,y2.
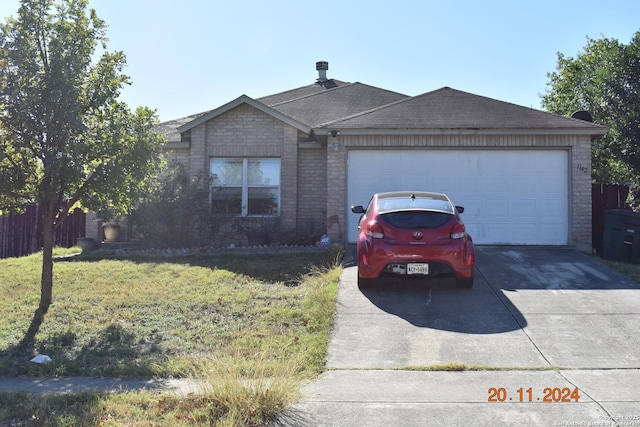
456,206,465,214
351,205,365,214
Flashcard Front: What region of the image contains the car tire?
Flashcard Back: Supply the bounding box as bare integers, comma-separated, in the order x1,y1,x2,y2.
357,275,376,288
456,277,474,289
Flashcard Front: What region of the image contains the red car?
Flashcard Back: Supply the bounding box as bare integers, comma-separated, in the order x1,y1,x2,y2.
351,191,475,288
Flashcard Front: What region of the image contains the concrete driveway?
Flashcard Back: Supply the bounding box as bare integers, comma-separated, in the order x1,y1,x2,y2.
275,246,640,426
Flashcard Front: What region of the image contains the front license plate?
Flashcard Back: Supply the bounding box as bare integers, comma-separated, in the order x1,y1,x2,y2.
407,263,429,275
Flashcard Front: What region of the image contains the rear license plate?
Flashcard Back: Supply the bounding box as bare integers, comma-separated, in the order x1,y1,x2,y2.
407,263,429,275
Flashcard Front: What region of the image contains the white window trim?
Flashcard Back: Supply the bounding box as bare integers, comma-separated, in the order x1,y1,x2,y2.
211,157,280,217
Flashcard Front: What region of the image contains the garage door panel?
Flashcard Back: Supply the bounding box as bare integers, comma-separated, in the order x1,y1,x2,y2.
538,179,565,194
537,200,565,220
477,223,515,244
483,175,511,190
541,224,566,239
481,200,510,217
518,177,539,193
511,200,537,218
453,176,481,193
347,149,569,245
517,224,538,242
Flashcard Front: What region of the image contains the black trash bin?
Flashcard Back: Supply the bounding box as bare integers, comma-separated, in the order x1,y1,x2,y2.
602,209,640,263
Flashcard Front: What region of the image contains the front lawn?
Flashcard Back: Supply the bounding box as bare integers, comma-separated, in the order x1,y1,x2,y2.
0,247,342,425
596,256,640,283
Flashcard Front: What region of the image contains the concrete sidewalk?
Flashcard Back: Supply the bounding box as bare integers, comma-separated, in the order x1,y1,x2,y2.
279,369,640,426
3,369,639,426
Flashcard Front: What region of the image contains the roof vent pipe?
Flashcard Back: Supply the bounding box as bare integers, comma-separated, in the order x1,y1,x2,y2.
316,61,329,82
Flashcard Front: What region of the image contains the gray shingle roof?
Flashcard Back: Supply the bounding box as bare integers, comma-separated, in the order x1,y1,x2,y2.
154,111,210,143
266,82,408,128
157,79,356,142
158,84,607,142
256,79,351,106
319,87,608,134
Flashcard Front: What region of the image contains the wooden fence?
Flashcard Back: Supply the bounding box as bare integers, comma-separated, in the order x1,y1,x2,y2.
0,205,86,259
592,183,630,254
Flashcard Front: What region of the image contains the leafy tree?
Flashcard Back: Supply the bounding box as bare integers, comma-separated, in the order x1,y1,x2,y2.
541,31,640,194
0,0,164,311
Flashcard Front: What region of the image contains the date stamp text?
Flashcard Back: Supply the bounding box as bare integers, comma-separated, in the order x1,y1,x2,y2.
487,387,580,402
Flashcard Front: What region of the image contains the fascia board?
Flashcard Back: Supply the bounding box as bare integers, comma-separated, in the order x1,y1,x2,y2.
319,127,609,138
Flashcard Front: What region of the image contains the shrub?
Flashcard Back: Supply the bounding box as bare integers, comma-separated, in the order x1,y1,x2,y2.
128,165,232,248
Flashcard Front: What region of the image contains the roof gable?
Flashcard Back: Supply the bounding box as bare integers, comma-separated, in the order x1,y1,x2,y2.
176,95,311,134
320,87,608,136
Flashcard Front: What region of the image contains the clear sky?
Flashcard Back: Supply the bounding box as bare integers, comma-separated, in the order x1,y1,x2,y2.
1,0,639,123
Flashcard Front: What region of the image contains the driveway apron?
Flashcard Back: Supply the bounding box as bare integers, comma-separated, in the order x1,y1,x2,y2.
276,247,640,426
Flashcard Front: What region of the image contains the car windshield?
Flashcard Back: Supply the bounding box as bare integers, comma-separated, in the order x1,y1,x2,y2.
381,211,453,229
377,196,454,214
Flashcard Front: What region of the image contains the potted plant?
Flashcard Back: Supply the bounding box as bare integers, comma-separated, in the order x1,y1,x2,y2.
96,201,127,243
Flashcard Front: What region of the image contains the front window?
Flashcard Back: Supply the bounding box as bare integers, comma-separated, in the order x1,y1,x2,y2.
210,158,280,216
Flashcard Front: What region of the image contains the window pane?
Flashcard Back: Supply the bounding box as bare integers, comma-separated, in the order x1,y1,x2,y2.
248,187,279,215
211,159,243,185
378,197,453,214
212,187,242,214
382,211,453,229
248,159,280,186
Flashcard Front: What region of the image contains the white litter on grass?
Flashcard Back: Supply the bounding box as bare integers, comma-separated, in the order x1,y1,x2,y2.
30,354,52,364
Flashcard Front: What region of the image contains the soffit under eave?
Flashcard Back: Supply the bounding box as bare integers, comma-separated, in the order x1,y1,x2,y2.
176,95,312,135
316,127,609,138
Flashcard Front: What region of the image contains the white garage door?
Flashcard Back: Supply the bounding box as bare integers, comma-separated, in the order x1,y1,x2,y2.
346,149,569,245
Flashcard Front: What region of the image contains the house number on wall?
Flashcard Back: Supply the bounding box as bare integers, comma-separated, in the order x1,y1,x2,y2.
576,164,589,174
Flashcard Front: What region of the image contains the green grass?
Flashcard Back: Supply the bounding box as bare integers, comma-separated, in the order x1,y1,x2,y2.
595,255,640,283
0,247,342,425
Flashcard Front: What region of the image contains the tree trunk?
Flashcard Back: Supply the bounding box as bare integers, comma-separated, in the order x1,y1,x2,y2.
39,204,56,312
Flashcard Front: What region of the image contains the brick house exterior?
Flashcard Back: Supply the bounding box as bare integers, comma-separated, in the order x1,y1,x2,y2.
156,62,607,250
